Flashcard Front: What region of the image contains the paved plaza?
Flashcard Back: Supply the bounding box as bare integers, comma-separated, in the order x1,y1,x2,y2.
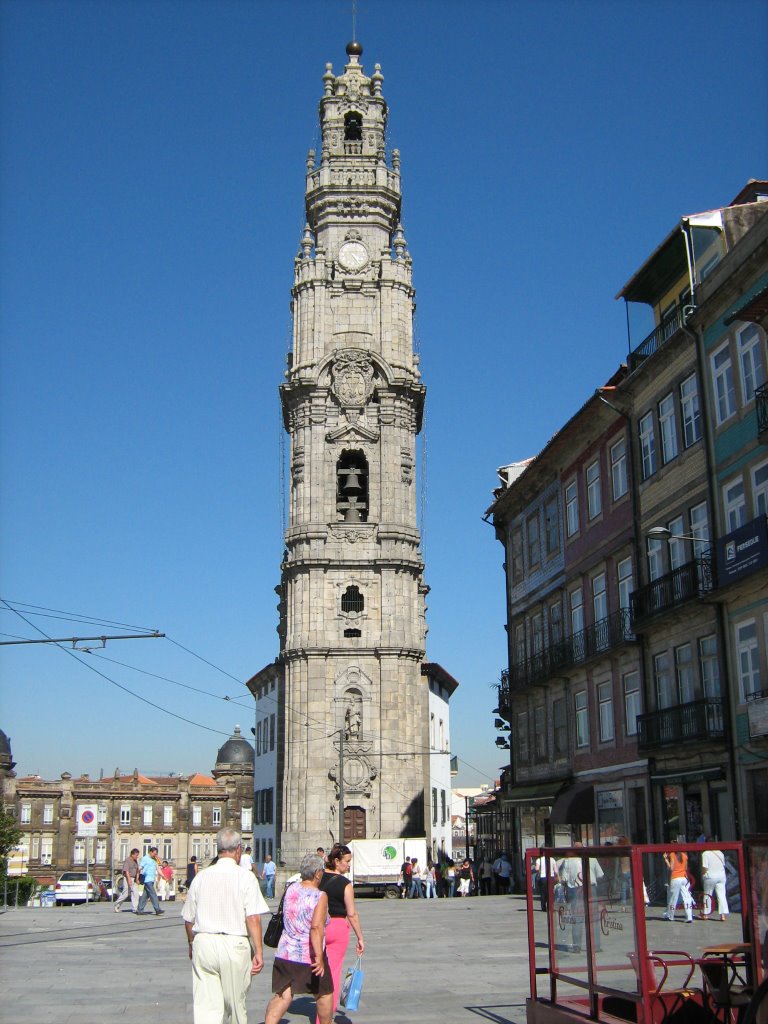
0,893,531,1024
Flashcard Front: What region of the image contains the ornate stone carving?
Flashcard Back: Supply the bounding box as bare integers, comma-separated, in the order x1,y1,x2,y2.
327,524,375,543
291,446,305,482
329,753,377,798
331,350,375,407
401,447,414,484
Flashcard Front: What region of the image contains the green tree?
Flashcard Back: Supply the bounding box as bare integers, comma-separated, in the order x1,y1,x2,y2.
0,807,22,863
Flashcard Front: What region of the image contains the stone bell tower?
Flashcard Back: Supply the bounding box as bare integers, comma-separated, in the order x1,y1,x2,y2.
274,41,429,855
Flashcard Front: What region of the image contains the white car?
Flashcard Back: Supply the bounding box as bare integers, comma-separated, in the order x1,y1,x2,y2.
54,871,101,905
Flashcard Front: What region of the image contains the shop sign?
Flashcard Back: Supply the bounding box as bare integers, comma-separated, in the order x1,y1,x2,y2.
716,515,768,584
597,789,623,810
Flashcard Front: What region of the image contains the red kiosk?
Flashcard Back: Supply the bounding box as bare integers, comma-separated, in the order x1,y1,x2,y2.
525,841,768,1024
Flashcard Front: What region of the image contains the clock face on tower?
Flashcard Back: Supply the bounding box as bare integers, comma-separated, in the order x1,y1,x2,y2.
338,240,369,272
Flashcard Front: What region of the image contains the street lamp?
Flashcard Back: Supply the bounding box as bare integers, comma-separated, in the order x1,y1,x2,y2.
647,525,701,542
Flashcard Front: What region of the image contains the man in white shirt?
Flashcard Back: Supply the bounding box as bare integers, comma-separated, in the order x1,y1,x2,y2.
183,828,269,1024
240,846,254,873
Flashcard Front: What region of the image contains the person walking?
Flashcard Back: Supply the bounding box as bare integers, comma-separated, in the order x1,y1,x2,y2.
186,855,199,892
261,854,277,898
445,859,456,897
136,846,164,916
663,849,694,923
158,859,174,901
317,844,364,1024
264,853,334,1024
240,846,254,873
399,856,412,898
423,860,437,899
408,857,423,898
114,848,140,913
457,859,474,896
700,845,729,920
183,827,269,1024
478,856,493,896
493,852,512,894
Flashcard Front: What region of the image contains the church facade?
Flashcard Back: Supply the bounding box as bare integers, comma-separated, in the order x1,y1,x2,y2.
247,42,456,864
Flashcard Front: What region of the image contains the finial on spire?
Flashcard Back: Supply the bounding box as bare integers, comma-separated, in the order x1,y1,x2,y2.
346,40,363,60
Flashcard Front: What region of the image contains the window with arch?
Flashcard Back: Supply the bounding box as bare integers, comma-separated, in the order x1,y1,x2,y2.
344,111,363,141
337,452,369,522
341,585,365,614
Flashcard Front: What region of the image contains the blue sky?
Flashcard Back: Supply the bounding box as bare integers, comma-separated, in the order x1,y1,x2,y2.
1,0,766,786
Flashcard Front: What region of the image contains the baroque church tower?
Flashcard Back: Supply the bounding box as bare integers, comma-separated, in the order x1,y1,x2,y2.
248,43,454,861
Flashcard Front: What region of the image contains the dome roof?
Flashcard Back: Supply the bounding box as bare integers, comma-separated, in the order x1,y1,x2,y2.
215,726,254,767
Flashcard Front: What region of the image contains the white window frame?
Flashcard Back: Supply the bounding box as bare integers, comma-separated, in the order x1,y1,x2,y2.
639,412,657,479
689,502,710,559
699,634,721,698
647,536,664,581
120,804,131,826
655,651,674,709
43,803,54,825
192,804,202,827
753,460,768,518
586,460,602,520
668,514,686,570
617,557,633,613
598,681,614,742
20,802,31,824
212,806,221,827
143,805,153,826
95,838,107,864
610,437,628,500
680,373,702,447
565,480,579,538
723,477,747,532
592,572,607,624
570,586,584,636
163,839,172,861
241,807,253,831
623,671,641,736
575,691,589,748
97,805,107,825
545,498,559,555
73,839,86,865
549,599,563,645
41,837,53,865
736,620,761,702
527,512,541,567
658,392,678,464
712,342,736,424
675,643,695,703
163,805,173,826
737,323,766,404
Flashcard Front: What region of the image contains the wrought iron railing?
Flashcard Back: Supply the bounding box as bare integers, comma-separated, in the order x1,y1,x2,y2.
499,609,634,704
628,306,685,372
756,382,768,437
631,556,714,627
638,699,724,752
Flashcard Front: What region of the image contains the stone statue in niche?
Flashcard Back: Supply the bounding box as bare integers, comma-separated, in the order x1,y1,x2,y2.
344,705,362,739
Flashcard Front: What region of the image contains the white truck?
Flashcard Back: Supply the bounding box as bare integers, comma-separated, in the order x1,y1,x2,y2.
348,837,428,899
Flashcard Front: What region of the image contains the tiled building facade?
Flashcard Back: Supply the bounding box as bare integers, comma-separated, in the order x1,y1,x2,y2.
489,181,768,884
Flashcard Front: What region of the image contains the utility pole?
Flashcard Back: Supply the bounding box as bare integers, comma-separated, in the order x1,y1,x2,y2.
338,727,345,844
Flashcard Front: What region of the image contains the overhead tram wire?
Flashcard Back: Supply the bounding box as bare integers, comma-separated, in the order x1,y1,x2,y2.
0,598,159,633
1,600,232,738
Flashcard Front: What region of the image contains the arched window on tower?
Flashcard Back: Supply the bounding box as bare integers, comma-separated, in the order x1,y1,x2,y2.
341,585,364,614
337,452,369,522
344,112,363,141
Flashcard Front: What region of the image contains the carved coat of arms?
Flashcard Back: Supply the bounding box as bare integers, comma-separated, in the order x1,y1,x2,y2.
331,350,375,407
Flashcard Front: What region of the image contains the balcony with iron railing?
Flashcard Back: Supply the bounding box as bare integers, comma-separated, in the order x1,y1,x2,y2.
756,382,768,437
638,698,724,753
630,556,714,629
497,609,635,714
628,305,687,373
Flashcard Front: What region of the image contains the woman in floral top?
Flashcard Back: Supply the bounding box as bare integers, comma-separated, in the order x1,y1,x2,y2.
264,853,333,1024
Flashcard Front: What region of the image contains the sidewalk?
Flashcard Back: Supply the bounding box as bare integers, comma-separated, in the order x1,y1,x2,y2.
0,893,531,1023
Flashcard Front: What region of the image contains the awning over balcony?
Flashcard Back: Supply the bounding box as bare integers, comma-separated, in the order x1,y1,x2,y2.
649,766,724,786
505,782,561,806
549,782,595,824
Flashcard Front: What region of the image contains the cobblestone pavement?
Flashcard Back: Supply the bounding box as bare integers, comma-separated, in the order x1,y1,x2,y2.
0,893,531,1024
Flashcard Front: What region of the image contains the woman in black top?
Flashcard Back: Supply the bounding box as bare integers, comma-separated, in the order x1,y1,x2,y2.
318,844,365,1021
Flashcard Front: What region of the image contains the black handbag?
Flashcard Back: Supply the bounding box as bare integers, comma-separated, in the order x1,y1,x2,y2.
263,887,288,948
